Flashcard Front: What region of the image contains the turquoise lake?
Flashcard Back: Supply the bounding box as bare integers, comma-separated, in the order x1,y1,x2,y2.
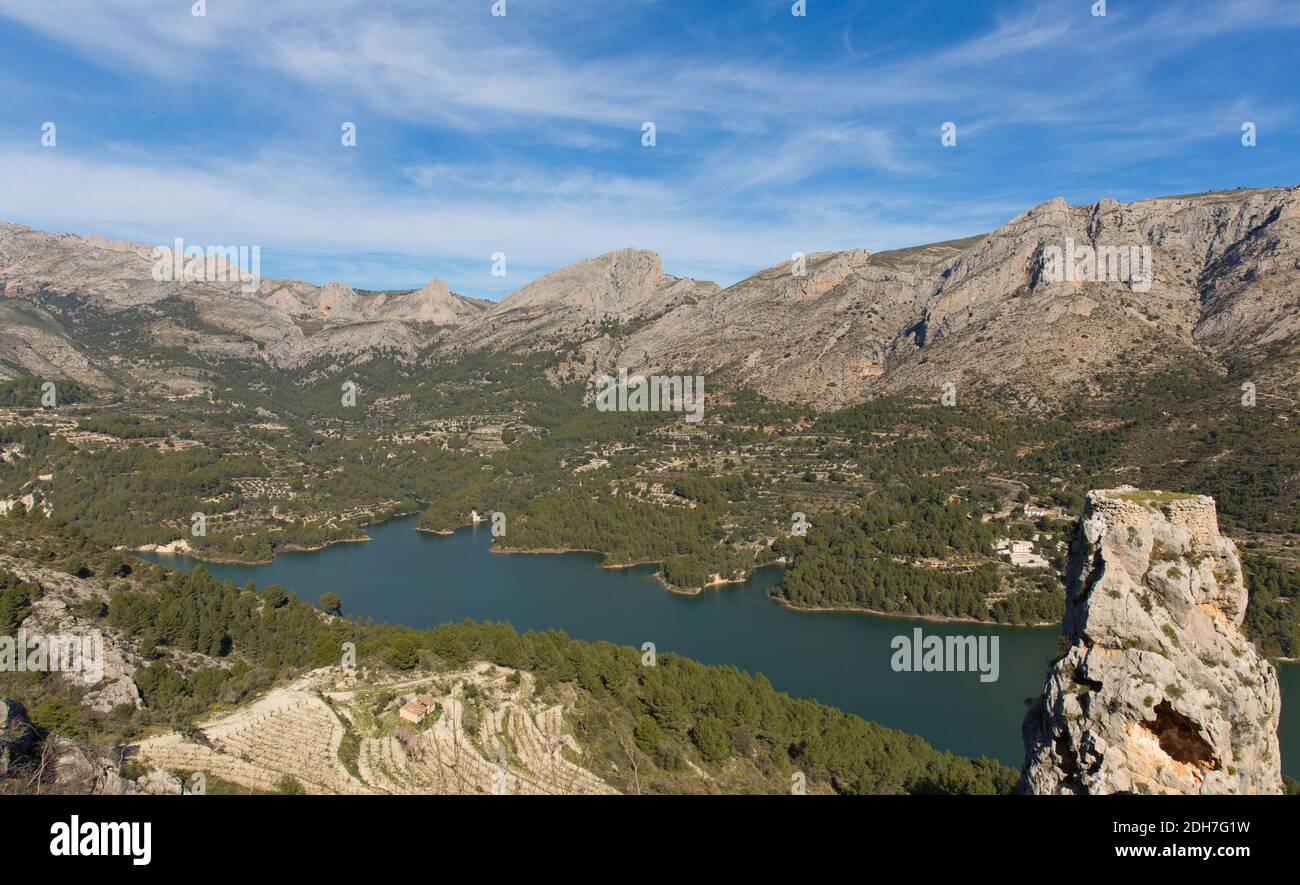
140,514,1298,776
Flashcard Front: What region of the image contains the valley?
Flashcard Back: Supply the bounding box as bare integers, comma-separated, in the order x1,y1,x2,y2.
2,186,1299,795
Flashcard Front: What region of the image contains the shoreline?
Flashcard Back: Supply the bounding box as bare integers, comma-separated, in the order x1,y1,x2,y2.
137,535,372,566
489,544,760,596
134,510,419,566
653,570,753,596
769,596,1058,628
141,512,1063,627
484,537,1055,626
133,514,1298,654
488,544,604,556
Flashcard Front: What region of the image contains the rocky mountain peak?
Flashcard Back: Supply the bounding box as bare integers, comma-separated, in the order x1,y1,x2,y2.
497,247,666,315
1013,195,1069,223
1021,487,1283,795
318,281,361,321
598,245,663,276
414,277,451,301
367,277,489,325
457,247,718,353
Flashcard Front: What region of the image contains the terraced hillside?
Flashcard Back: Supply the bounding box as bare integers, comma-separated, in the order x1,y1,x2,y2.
136,664,615,795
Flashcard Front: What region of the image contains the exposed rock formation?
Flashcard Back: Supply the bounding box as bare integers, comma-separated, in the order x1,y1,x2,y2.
0,714,170,794
457,247,719,353
0,556,144,713
1021,487,1283,795
0,221,490,378
3,185,1298,404
610,242,954,407
603,186,1300,408
0,699,37,776
0,299,111,387
308,279,488,326
374,278,490,325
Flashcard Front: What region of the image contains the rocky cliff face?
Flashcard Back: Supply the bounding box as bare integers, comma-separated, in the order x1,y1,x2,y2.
603,186,1300,409
0,697,172,794
0,222,490,379
1021,487,1283,795
3,185,1297,401
456,247,720,353
0,299,110,387
609,242,964,408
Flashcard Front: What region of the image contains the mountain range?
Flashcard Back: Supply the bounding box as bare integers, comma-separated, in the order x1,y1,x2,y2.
3,185,1298,407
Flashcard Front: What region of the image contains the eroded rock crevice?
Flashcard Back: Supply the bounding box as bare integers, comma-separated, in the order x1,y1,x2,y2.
1147,702,1218,772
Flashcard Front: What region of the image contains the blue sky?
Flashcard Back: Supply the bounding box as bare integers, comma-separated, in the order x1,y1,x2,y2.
1,0,1298,299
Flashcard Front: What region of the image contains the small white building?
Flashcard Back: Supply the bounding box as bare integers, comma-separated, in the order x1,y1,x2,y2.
995,538,1050,569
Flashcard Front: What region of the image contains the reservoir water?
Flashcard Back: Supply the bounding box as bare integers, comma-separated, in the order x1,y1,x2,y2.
141,514,1298,776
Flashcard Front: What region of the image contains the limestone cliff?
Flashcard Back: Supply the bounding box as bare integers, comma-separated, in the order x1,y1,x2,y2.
456,247,720,354
4,185,1298,402
608,186,1300,409
1021,487,1283,794
0,221,489,378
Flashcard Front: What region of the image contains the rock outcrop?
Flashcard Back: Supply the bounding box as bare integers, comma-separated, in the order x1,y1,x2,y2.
0,713,169,794
457,247,720,353
0,299,112,388
1021,487,1283,795
0,698,37,776
372,278,490,325
3,185,1298,404
0,556,144,713
601,186,1300,409
0,221,491,380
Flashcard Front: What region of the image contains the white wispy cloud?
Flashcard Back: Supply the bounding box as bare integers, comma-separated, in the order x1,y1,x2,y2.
0,0,1296,294
0,143,985,294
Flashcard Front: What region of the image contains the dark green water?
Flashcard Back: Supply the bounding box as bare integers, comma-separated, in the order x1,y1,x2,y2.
140,514,1298,775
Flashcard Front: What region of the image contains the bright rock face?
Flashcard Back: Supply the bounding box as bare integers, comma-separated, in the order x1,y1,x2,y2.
1021,487,1283,795
3,185,1298,400
454,247,720,354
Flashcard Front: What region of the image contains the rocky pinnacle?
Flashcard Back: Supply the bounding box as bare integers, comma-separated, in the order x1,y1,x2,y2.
1020,487,1283,795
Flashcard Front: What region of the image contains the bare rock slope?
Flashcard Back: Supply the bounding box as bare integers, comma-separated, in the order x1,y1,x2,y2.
0,221,490,375
457,247,719,353
0,555,144,713
4,184,1297,403
1021,487,1283,795
605,186,1300,408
